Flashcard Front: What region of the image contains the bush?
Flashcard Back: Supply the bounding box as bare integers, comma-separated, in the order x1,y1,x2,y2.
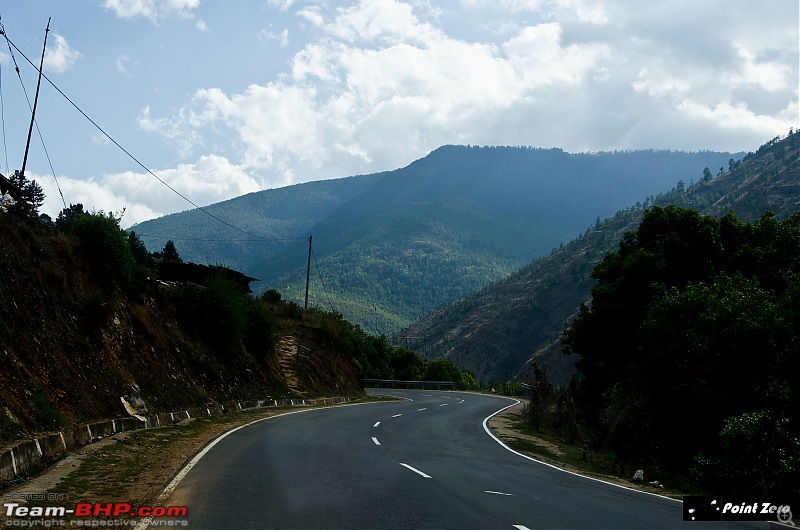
176,272,278,359
67,211,134,289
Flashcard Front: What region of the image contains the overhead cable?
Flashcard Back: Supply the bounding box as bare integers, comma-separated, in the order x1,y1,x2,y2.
1,29,268,240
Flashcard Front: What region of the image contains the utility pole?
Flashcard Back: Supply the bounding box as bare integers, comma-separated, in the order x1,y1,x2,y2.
21,17,50,180
304,235,312,310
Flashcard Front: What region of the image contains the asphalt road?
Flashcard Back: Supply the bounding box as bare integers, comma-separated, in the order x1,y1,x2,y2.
165,390,764,529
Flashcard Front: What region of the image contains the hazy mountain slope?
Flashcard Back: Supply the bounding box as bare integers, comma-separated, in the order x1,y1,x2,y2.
129,174,382,271
403,134,799,383
134,145,737,332
247,146,737,330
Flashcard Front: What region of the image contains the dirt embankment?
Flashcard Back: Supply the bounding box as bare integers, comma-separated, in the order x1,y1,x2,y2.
0,214,364,449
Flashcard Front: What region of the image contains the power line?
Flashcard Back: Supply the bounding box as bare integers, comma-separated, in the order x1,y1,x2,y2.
0,28,268,241
0,61,8,174
0,18,66,208
132,233,308,243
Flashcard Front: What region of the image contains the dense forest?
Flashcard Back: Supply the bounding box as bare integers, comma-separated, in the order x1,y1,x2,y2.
132,146,737,333
405,133,799,383
559,205,799,495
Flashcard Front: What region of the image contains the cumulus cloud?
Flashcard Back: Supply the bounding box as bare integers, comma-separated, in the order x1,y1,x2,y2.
134,0,796,205
36,155,261,227
103,0,200,21
43,34,81,73
138,106,202,157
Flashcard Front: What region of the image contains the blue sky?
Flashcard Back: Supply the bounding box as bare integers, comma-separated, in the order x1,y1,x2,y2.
1,0,797,226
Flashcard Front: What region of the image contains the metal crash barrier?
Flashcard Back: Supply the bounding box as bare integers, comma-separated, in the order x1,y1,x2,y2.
363,379,455,390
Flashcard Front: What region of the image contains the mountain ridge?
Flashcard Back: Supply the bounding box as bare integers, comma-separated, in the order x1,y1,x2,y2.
402,134,799,383
132,145,739,332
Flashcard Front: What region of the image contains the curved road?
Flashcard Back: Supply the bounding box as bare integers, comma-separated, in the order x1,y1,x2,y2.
165,390,759,529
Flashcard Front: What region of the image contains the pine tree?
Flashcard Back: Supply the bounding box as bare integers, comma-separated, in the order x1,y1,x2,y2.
162,240,183,263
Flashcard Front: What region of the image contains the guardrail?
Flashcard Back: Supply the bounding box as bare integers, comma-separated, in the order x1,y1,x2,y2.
0,396,356,484
363,379,455,390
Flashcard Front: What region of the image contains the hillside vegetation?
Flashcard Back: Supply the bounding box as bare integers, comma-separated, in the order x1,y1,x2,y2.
0,208,364,445
405,133,799,383
0,201,482,446
561,204,799,494
132,146,737,333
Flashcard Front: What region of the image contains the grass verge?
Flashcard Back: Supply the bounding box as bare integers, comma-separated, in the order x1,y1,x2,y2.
0,397,385,523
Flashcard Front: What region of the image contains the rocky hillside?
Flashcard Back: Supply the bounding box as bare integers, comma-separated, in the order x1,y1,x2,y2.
0,215,364,446
404,133,799,384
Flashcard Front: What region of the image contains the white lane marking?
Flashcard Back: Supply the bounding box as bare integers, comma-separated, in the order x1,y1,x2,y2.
439,403,448,407
481,399,680,503
136,400,379,530
485,490,515,496
513,525,531,530
417,408,427,411
392,413,403,418
399,463,432,479
372,437,381,445
373,421,381,427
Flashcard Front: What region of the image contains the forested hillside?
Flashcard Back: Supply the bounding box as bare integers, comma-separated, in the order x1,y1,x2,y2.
405,133,799,383
560,204,799,494
133,146,737,333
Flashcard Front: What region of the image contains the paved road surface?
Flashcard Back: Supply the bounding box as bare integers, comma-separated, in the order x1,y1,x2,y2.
165,390,764,529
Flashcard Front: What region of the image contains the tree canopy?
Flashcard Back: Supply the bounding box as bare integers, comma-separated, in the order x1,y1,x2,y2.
562,205,799,494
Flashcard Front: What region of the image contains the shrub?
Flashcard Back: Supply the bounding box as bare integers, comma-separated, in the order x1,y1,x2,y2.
67,211,134,289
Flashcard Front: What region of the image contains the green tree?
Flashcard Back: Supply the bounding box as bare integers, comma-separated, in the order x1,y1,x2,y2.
127,231,150,266
562,207,799,483
56,203,88,231
162,240,183,263
7,170,45,218
68,211,135,289
423,358,461,382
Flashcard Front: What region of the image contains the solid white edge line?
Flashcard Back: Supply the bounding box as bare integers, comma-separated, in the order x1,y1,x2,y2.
399,462,432,478
481,399,680,503
372,437,381,445
134,400,381,530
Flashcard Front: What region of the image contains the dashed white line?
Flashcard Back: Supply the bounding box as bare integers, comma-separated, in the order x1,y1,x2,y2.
372,437,381,446
417,408,427,411
485,490,515,496
399,463,432,479
392,413,403,418
439,403,448,407
373,421,380,427
513,525,531,530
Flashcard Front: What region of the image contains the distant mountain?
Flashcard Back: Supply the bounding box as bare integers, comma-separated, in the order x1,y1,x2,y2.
402,134,799,384
132,145,738,332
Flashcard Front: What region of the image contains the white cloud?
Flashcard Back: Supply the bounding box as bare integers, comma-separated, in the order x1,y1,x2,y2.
133,0,796,209
36,155,262,227
138,106,202,157
103,0,201,21
43,34,81,73
195,19,208,31
259,27,289,47
116,54,133,76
